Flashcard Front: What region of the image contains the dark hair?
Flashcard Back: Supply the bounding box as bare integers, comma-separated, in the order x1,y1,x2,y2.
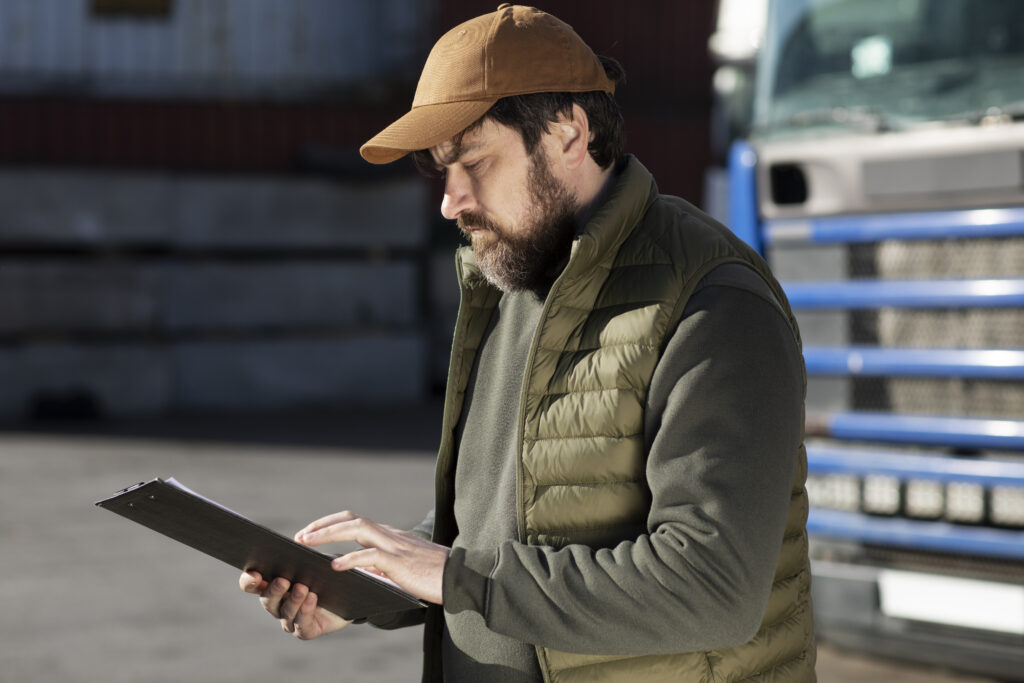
413,55,626,173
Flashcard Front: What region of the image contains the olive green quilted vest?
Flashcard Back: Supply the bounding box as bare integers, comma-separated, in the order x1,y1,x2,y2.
424,158,815,682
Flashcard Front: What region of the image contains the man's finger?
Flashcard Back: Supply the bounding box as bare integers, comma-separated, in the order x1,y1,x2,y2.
298,516,389,549
239,570,265,593
292,592,321,640
260,577,291,617
294,510,359,540
278,583,308,631
331,547,381,573
238,570,258,592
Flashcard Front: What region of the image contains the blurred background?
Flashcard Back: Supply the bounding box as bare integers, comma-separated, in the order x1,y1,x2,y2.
0,0,710,418
0,1,1017,682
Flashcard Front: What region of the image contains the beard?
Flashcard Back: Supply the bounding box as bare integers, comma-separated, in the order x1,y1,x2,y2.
457,151,579,293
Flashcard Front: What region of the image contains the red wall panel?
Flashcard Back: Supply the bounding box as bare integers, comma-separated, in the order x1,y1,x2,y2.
0,3,715,204
0,97,409,174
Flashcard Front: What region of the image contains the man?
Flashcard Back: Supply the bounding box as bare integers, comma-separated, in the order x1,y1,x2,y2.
240,4,816,681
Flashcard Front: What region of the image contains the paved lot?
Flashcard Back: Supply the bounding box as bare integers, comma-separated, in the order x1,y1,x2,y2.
0,404,1000,683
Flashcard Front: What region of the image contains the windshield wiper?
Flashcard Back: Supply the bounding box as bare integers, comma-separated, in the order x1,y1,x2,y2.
757,106,898,134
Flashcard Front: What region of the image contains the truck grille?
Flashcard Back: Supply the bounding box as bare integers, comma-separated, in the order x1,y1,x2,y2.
849,238,1024,420
768,234,1024,424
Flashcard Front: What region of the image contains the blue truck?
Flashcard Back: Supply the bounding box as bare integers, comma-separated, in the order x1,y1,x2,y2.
717,0,1024,678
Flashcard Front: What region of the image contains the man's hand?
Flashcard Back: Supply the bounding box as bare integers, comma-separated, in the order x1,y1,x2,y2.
295,511,450,605
238,571,352,640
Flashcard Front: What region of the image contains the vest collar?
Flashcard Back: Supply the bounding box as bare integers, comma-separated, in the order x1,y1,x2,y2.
568,154,659,276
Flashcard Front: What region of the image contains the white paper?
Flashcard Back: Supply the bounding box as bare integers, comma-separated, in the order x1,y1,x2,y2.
165,477,246,518
353,567,403,590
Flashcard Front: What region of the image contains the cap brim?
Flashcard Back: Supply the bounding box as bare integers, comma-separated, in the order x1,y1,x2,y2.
360,99,497,165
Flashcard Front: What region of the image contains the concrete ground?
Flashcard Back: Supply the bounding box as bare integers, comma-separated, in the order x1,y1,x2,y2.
0,403,1000,683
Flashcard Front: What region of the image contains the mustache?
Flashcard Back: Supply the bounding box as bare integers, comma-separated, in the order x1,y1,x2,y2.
457,211,504,238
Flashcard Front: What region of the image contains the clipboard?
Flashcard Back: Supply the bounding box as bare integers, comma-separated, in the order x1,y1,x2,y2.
96,478,426,620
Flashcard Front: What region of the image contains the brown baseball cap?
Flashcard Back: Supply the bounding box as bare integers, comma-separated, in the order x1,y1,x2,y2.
359,3,615,165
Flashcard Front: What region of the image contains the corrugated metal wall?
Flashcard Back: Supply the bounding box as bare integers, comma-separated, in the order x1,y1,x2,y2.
0,1,717,418
0,0,431,98
0,1,715,188
0,1,435,419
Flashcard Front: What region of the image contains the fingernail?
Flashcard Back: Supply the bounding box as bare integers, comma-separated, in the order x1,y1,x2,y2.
331,558,344,570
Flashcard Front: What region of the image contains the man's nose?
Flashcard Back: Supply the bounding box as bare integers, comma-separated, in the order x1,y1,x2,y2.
440,170,475,220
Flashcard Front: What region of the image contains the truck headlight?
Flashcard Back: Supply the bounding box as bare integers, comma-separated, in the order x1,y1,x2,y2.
806,474,860,511
944,482,985,523
862,475,901,515
905,479,944,519
990,486,1024,527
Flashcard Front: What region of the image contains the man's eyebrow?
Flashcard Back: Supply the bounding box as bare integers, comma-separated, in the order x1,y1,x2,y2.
434,138,483,167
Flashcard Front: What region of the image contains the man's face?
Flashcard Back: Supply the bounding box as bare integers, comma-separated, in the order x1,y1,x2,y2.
431,119,579,292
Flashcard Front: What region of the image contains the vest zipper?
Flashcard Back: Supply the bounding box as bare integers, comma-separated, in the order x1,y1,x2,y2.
513,240,582,543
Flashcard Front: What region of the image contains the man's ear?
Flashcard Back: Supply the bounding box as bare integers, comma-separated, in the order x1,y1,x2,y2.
554,103,591,170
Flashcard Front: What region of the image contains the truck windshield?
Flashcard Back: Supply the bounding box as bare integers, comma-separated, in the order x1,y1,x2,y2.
754,0,1024,138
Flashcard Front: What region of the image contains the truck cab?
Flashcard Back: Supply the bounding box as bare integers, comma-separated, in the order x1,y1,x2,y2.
725,0,1024,678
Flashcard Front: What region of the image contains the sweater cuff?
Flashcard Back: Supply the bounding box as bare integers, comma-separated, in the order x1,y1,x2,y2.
443,546,497,616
